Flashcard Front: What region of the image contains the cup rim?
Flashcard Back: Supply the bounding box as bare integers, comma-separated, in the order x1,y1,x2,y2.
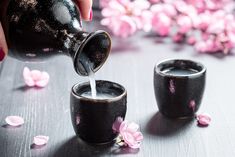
155,58,206,78
71,80,127,102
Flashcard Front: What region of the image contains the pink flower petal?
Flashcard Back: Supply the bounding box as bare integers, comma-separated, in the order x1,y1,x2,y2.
33,135,49,146
129,143,141,149
152,13,171,36
135,10,153,32
111,15,137,38
119,121,128,132
197,12,211,31
100,0,110,8
177,15,192,34
23,67,50,87
195,41,208,53
207,20,225,34
119,121,143,149
174,0,188,13
172,33,184,43
127,122,139,132
23,67,31,79
197,113,211,126
187,36,197,45
133,132,144,141
30,70,42,81
35,72,50,87
24,77,35,87
5,116,24,127
162,3,177,17
121,131,135,146
151,4,164,14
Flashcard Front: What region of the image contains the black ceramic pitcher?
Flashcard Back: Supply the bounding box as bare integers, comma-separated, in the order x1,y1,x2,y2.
0,0,111,76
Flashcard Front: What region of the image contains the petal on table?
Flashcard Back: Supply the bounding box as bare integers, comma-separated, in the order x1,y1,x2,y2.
197,113,211,126
24,77,35,87
23,67,31,79
33,135,49,146
5,116,24,127
30,70,42,81
35,72,50,87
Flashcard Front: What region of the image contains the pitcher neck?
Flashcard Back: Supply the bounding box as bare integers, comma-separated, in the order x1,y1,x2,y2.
61,31,89,57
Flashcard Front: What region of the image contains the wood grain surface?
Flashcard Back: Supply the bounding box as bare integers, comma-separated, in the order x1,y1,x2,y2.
1,13,235,157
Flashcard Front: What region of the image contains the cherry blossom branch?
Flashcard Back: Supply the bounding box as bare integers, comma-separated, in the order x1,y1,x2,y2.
100,0,235,54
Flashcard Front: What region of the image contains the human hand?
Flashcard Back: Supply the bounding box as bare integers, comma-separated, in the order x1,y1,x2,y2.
0,22,7,61
76,0,93,21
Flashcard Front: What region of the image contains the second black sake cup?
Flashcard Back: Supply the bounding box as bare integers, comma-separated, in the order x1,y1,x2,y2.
70,80,127,144
154,59,206,118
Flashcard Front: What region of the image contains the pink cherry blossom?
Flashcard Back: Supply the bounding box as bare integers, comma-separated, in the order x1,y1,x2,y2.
100,0,110,8
195,38,223,53
172,33,184,43
152,13,171,36
151,3,176,18
161,3,177,17
134,10,153,32
187,36,197,45
101,0,151,37
197,113,211,126
119,121,143,149
23,67,50,87
176,15,192,34
5,116,24,127
173,0,189,14
33,135,49,146
207,20,225,34
103,15,137,38
201,33,210,41
101,0,235,54
195,41,208,53
197,12,212,31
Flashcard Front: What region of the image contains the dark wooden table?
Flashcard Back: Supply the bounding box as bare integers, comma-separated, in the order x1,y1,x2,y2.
1,17,235,157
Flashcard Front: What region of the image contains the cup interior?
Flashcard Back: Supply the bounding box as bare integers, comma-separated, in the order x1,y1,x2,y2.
156,59,206,77
72,80,126,101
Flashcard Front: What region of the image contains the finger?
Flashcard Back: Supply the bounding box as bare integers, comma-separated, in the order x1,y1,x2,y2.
0,22,8,61
76,0,93,21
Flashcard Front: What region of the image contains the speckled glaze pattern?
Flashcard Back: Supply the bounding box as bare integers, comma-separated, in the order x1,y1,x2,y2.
70,80,127,144
154,59,206,118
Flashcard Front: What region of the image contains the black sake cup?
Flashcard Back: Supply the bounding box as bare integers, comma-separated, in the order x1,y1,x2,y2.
70,80,127,144
154,59,206,118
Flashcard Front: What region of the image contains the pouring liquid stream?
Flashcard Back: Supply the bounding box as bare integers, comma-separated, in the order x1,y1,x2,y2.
88,68,97,99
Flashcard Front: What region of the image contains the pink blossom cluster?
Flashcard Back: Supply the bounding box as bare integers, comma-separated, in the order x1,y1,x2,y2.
23,67,50,87
100,0,235,54
101,0,152,38
112,117,144,149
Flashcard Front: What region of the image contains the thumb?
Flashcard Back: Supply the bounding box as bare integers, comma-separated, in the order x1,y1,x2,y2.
0,22,8,61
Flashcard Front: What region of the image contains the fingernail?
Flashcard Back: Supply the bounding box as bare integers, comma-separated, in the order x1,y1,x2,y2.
89,9,93,21
0,48,5,61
